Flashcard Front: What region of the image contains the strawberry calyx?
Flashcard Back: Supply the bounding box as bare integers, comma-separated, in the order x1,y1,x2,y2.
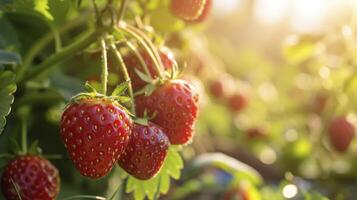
134,63,181,97
133,110,157,126
69,81,133,114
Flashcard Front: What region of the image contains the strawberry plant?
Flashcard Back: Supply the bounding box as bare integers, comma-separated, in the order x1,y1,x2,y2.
1,0,356,200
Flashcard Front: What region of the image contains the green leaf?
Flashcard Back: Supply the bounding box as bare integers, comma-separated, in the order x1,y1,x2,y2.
0,14,20,50
304,192,329,200
0,70,16,134
114,96,131,103
125,147,184,200
111,81,130,96
34,0,53,20
1,0,53,20
28,140,39,155
84,81,97,93
0,50,21,66
134,68,153,83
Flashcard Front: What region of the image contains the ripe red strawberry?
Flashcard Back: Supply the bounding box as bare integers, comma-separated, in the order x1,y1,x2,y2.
170,0,208,21
228,93,248,113
223,188,250,200
1,155,60,200
328,116,355,152
209,79,224,99
60,97,132,179
118,122,170,180
135,80,199,145
191,0,212,22
246,128,267,140
124,47,175,91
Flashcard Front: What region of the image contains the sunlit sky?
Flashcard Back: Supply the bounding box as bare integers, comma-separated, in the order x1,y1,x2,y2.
214,0,357,33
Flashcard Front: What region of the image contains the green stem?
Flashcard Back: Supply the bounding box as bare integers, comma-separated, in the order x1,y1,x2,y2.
117,0,128,22
19,29,104,84
17,13,89,82
62,195,106,200
46,20,62,52
21,116,27,154
100,38,108,95
125,41,152,79
126,24,165,73
109,42,135,114
116,25,163,78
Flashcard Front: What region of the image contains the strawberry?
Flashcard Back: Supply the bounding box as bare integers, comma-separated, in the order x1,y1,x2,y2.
135,80,199,145
118,122,170,180
60,97,132,179
191,0,212,22
1,155,60,200
223,188,250,200
328,116,355,152
170,0,208,21
228,93,248,113
246,128,267,140
124,47,176,91
209,79,225,99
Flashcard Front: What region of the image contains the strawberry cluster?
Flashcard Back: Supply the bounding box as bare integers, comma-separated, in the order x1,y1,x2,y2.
59,47,199,180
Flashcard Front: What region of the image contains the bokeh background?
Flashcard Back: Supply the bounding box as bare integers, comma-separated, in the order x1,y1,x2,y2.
2,0,357,199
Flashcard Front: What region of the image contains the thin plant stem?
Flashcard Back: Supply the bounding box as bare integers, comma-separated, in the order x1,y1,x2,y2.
109,42,135,114
100,38,109,95
20,116,27,154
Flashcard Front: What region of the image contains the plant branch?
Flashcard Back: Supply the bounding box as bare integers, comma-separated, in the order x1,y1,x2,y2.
19,29,104,84
17,13,90,82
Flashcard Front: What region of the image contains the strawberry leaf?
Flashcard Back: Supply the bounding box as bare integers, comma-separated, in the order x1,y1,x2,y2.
134,118,148,126
134,68,153,83
0,70,16,134
84,81,97,93
0,50,22,66
1,0,53,20
114,96,131,103
28,140,40,155
124,147,184,200
111,81,130,96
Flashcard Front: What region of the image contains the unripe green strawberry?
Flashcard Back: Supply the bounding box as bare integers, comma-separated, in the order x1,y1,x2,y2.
60,97,132,179
1,155,60,200
118,122,169,180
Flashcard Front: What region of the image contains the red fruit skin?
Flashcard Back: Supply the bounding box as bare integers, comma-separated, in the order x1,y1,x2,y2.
209,79,224,99
124,47,175,91
223,188,249,200
1,155,60,200
60,98,132,179
118,122,170,180
191,0,212,22
135,80,199,145
170,0,207,21
328,116,355,152
246,128,267,140
228,93,248,113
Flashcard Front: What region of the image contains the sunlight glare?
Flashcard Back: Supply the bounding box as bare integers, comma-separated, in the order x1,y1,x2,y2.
282,184,298,198
290,0,329,33
254,0,289,24
213,0,241,17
